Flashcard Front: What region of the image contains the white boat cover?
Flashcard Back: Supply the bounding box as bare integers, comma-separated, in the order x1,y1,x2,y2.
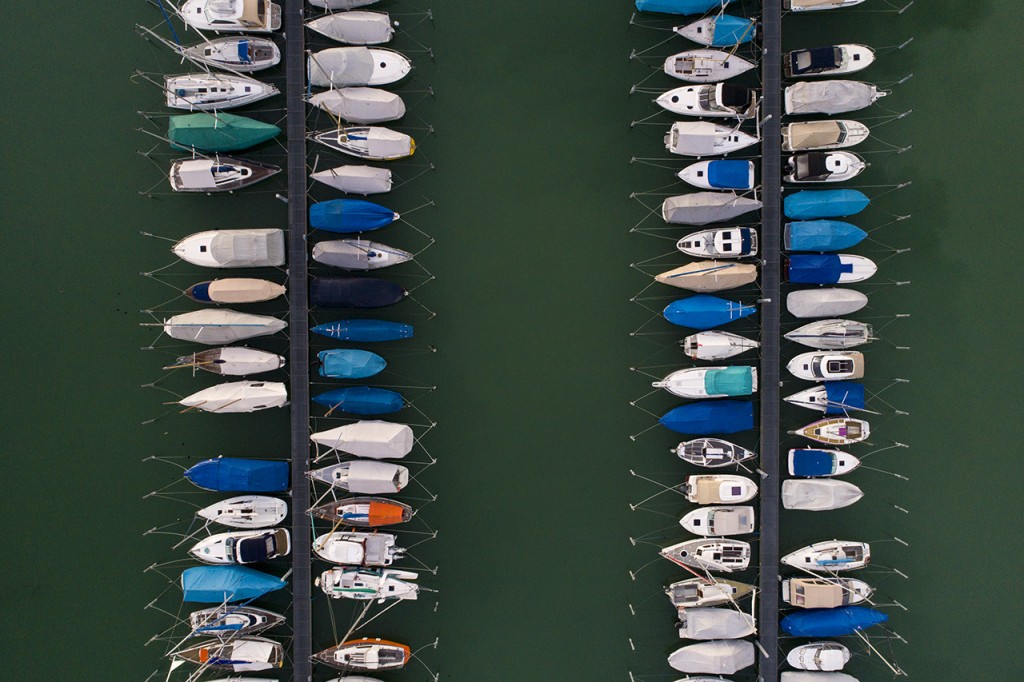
782,673,858,682
309,47,376,87
667,121,740,155
789,0,860,6
164,309,288,344
174,160,222,190
787,642,851,671
309,0,379,7
668,640,755,674
782,479,863,510
176,229,285,268
786,80,883,115
202,279,286,303
678,608,755,640
310,420,414,458
308,87,406,123
317,126,413,160
311,459,408,494
179,381,288,413
311,165,393,194
224,639,278,671
787,289,868,318
662,193,763,226
307,12,394,44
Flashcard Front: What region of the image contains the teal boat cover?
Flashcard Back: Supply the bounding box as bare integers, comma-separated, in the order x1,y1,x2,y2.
785,220,867,251
311,319,414,342
704,366,754,396
309,199,398,233
636,0,734,14
710,15,756,46
184,458,289,492
663,295,757,330
784,190,870,219
167,113,280,152
318,349,387,379
708,160,752,189
788,254,851,284
181,566,286,603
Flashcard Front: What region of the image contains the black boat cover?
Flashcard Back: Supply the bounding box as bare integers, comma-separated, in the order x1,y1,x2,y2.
311,276,407,309
790,47,842,75
719,84,752,108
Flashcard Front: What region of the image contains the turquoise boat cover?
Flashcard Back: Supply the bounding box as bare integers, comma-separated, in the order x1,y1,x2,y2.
708,160,752,189
313,386,405,415
311,319,414,342
790,449,836,476
788,254,851,284
704,366,754,396
781,606,888,637
710,15,756,46
823,381,865,415
785,220,867,251
659,400,754,435
309,199,397,233
167,113,280,152
184,458,289,492
784,190,870,219
663,295,756,330
318,349,387,379
181,566,286,603
636,0,734,14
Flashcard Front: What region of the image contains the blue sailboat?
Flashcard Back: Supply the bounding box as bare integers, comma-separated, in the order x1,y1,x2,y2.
788,254,856,284
636,0,735,13
660,400,754,435
309,199,399,233
318,349,387,379
184,458,289,492
678,15,756,47
310,276,406,308
784,190,870,219
664,295,756,330
311,319,414,342
781,606,888,637
181,566,287,603
785,220,867,251
313,386,405,415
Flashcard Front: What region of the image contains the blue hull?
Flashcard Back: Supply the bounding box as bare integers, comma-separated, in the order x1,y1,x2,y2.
309,199,397,233
636,0,734,14
184,458,289,492
313,387,405,415
311,319,414,342
785,220,867,251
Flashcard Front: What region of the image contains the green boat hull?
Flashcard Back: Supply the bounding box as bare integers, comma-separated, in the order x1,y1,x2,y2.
168,113,280,152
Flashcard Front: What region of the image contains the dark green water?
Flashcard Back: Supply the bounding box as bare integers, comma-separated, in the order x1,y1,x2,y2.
1,1,1022,680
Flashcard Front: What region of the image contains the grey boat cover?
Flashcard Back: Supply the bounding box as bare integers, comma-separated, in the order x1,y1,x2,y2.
344,460,406,494
787,288,868,318
164,309,288,345
308,47,375,87
312,239,412,270
309,0,379,8
669,640,755,674
311,165,393,194
210,229,285,267
310,420,414,458
782,674,859,682
678,608,755,640
306,12,394,45
662,193,763,226
782,479,864,511
786,80,882,115
308,87,405,124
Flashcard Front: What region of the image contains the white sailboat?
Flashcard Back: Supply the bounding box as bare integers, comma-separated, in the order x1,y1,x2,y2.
178,380,288,413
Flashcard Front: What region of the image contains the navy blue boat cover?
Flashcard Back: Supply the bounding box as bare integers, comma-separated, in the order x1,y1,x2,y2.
313,386,405,415
237,535,273,563
781,606,888,637
181,565,286,603
189,282,213,302
660,400,755,435
311,319,415,341
311,277,406,309
635,0,734,12
788,254,851,284
790,449,835,476
309,199,397,233
184,458,289,492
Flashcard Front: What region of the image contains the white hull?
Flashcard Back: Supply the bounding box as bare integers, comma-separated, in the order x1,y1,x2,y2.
182,36,281,73
308,47,411,87
787,642,852,671
674,438,758,468
656,84,756,119
685,474,758,504
664,49,756,83
311,165,393,194
782,479,864,510
312,239,414,270
681,506,755,536
197,495,288,528
782,540,870,571
312,531,402,566
314,126,414,161
163,309,287,345
654,366,757,398
782,577,874,607
180,0,281,33
795,418,870,445
309,459,410,493
785,319,872,348
172,347,285,376
179,380,288,413
784,385,863,413
665,121,759,157
786,0,865,10
678,161,756,191
782,120,870,152
787,288,868,318
666,577,753,608
677,607,756,640
786,44,875,78
172,229,285,268
317,567,419,601
683,330,760,360
165,74,277,111
674,17,756,47
190,528,290,564
788,448,861,476
661,538,751,573
785,152,867,183
787,350,864,381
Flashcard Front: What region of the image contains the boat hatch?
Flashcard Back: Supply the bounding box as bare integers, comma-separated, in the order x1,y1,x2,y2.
827,359,853,373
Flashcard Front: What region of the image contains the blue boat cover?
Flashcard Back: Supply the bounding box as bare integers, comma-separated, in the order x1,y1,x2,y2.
790,449,835,476
823,381,865,415
311,319,414,342
313,387,405,415
184,458,289,493
784,190,870,219
704,366,754,396
318,349,387,379
710,15,756,46
785,220,867,251
237,40,251,63
236,535,273,564
663,295,756,330
189,282,213,302
788,254,851,284
181,566,286,603
309,199,397,234
781,606,888,637
636,0,734,14
708,160,751,189
311,276,406,309
659,400,754,435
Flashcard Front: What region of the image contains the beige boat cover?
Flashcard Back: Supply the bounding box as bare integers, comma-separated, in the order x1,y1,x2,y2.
789,579,850,608
240,0,266,28
782,479,864,511
678,608,756,640
669,640,755,674
662,193,763,226
656,261,757,292
164,309,288,345
205,278,286,303
786,121,843,150
707,507,754,535
308,47,376,87
210,229,286,267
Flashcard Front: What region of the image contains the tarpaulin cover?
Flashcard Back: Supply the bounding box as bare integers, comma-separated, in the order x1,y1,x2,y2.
308,47,375,87
660,400,754,435
708,160,752,189
310,420,415,458
311,165,393,194
310,199,397,233
184,458,289,492
703,366,754,396
311,319,414,341
663,294,756,329
785,220,867,251
313,387,405,415
788,254,851,284
308,88,406,124
308,12,394,44
663,192,762,225
782,479,863,510
181,566,286,603
636,0,734,13
668,640,755,674
790,47,841,75
786,80,882,115
784,190,870,219
791,449,835,476
823,381,866,415
710,15,756,46
318,349,387,379
678,608,755,639
168,113,280,152
310,276,406,308
237,40,252,63
781,606,888,637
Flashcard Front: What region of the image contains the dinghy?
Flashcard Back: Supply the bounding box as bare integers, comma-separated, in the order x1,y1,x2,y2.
184,458,289,493
313,387,404,415
785,0,866,10
308,459,409,493
314,126,415,161
788,254,876,283
662,192,762,225
310,420,414,458
308,47,411,87
784,220,867,251
678,608,755,640
787,351,865,381
163,310,287,345
665,122,760,157
310,277,407,308
660,401,755,435
782,479,864,510
678,160,755,191
190,528,291,564
306,11,395,44
313,531,403,566
189,605,285,637
185,278,286,304
786,289,867,318
785,189,870,219
310,496,413,527
311,319,414,342
179,0,281,33
664,49,756,83
311,165,393,194
197,495,288,528
783,120,870,152
785,319,873,348
793,418,870,445
318,349,386,379
180,565,287,603
782,540,871,571
655,261,758,292
313,638,410,672
674,438,757,468
784,382,866,414
785,152,867,183
661,538,751,572
181,36,280,72
310,199,399,233
636,0,736,13
789,448,861,476
165,73,278,111
654,366,756,398
313,239,413,270
664,295,756,329
168,113,280,153
787,643,852,671
179,381,288,413
173,229,285,268
668,640,755,674
656,84,758,119
785,80,887,115
782,577,873,608
666,578,753,608
684,474,758,504
167,347,285,376
782,606,887,637
681,506,755,536
317,567,418,600
674,15,756,47
170,156,280,193
308,87,405,123
172,636,283,671
786,44,875,78
682,330,759,360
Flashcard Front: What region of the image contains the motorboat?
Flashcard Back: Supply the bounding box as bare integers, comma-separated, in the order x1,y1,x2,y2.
171,636,283,671
313,638,410,672
654,366,757,399
787,642,852,671
185,278,286,305
163,310,287,345
662,192,762,226
656,83,758,119
785,80,888,115
189,605,285,637
168,112,280,153
314,126,415,161
197,495,288,528
306,11,395,44
786,44,875,78
308,459,409,494
793,418,870,445
312,239,413,270
787,351,864,381
784,382,866,414
665,577,753,608
784,220,867,251
307,87,406,124
786,288,867,318
311,319,414,342
682,330,759,360
169,157,280,193
789,448,861,477
179,381,288,413
309,420,414,458
184,458,289,494
660,401,755,435
172,229,285,268
312,531,403,566
310,496,413,527
311,165,393,194
309,198,400,233
317,349,386,379
663,49,756,83
165,73,278,111
681,506,755,536
674,15,756,47
665,121,759,157
684,474,758,504
308,47,411,87
782,577,874,608
190,528,291,564
782,479,864,510
678,608,755,640
655,261,758,292
788,254,877,284
668,640,755,674
785,319,872,349
673,438,757,468
316,567,419,600
783,120,870,151
678,160,755,191
785,0,866,10
166,347,285,377
181,36,281,72
664,296,757,329
661,538,751,572
782,540,871,571
179,0,281,33
785,152,867,183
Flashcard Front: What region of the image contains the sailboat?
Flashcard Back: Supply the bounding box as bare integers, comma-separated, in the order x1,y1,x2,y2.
308,459,410,494
196,495,288,528
310,496,413,527
189,605,285,637
165,73,278,111
313,638,410,672
179,381,288,413
306,11,395,44
673,438,757,468
162,310,287,345
312,531,404,566
681,330,759,360
663,48,756,83
171,636,283,671
316,567,419,601
665,577,754,608
166,347,285,377
169,157,280,193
